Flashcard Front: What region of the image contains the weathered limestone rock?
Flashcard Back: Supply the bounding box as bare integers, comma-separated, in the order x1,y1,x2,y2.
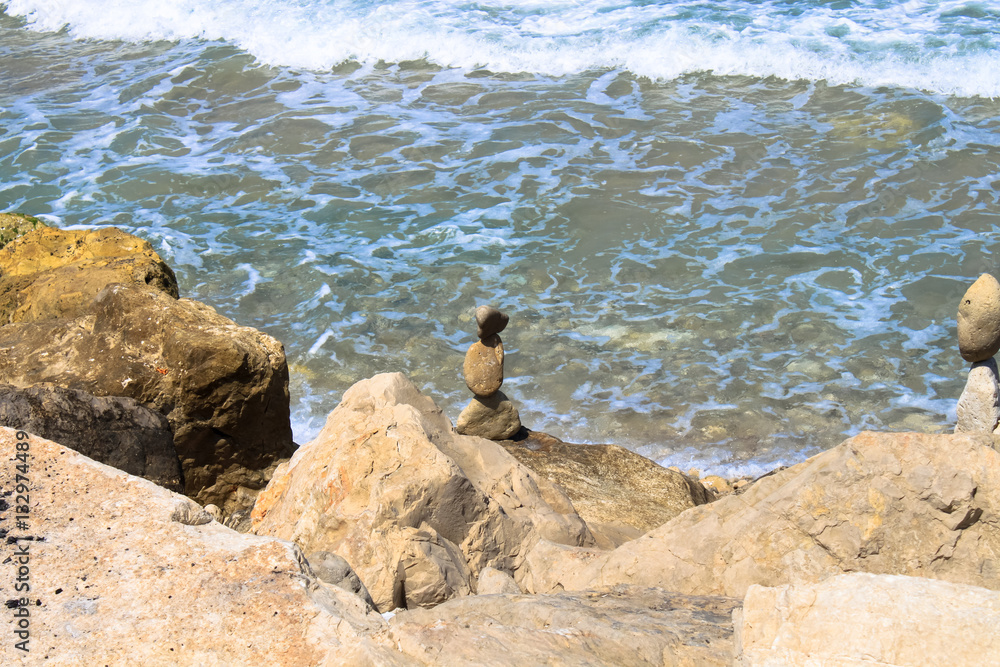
956,358,1000,433
307,551,376,609
0,428,401,666
541,431,1000,597
477,567,521,595
958,273,1000,362
734,573,1000,666
251,373,593,612
0,383,183,492
455,390,521,440
501,430,714,548
0,226,179,324
463,333,504,397
0,282,295,512
388,586,740,667
475,305,508,339
395,525,475,608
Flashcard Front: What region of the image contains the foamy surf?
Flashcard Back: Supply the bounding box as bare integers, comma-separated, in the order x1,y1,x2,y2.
5,0,1000,96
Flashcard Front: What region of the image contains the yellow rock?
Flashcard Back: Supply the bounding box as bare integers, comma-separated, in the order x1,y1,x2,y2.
0,225,178,324
701,475,733,495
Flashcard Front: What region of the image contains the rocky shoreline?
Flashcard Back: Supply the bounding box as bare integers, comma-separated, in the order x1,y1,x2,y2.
1,217,998,665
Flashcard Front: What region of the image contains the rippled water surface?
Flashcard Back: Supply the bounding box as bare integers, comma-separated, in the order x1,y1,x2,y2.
3,2,1000,474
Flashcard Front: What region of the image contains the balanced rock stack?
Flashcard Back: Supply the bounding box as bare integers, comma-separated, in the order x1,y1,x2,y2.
455,306,522,440
955,273,1000,433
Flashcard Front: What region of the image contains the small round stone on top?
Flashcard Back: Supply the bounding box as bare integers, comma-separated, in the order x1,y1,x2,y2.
476,305,509,340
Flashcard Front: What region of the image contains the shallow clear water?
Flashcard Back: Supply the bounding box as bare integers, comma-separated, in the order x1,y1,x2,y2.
3,1,1000,475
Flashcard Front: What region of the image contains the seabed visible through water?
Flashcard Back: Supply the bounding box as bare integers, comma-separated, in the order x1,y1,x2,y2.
3,2,1000,475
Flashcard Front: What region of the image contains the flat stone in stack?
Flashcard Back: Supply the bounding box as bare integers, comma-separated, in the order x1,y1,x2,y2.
457,391,521,440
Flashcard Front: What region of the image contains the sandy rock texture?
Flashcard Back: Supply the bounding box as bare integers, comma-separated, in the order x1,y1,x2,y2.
0,427,743,666
501,430,714,548
0,226,178,324
0,281,294,512
251,372,593,611
0,383,183,492
0,428,400,667
476,566,521,595
542,431,1000,597
734,573,1000,666
388,586,740,667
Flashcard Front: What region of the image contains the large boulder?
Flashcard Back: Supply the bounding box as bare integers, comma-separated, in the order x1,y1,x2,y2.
0,225,178,324
0,426,750,666
501,430,715,548
734,573,1000,666
388,586,740,666
0,428,400,666
0,282,294,512
542,431,1000,597
0,383,183,492
251,372,594,611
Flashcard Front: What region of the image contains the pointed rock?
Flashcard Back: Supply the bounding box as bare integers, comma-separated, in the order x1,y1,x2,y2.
251,373,592,612
456,390,521,440
955,358,1000,434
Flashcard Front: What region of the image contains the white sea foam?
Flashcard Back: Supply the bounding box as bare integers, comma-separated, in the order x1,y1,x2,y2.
235,263,262,297
5,0,1000,96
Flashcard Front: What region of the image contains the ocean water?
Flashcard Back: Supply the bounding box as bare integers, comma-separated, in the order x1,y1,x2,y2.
3,0,1000,476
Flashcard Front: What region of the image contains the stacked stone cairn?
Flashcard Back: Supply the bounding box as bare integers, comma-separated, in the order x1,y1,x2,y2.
455,305,522,440
955,273,1000,433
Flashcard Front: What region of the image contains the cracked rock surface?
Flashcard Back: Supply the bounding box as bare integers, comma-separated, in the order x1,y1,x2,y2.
537,431,1000,598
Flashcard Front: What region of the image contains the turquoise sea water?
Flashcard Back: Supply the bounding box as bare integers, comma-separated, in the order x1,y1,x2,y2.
3,0,1000,475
